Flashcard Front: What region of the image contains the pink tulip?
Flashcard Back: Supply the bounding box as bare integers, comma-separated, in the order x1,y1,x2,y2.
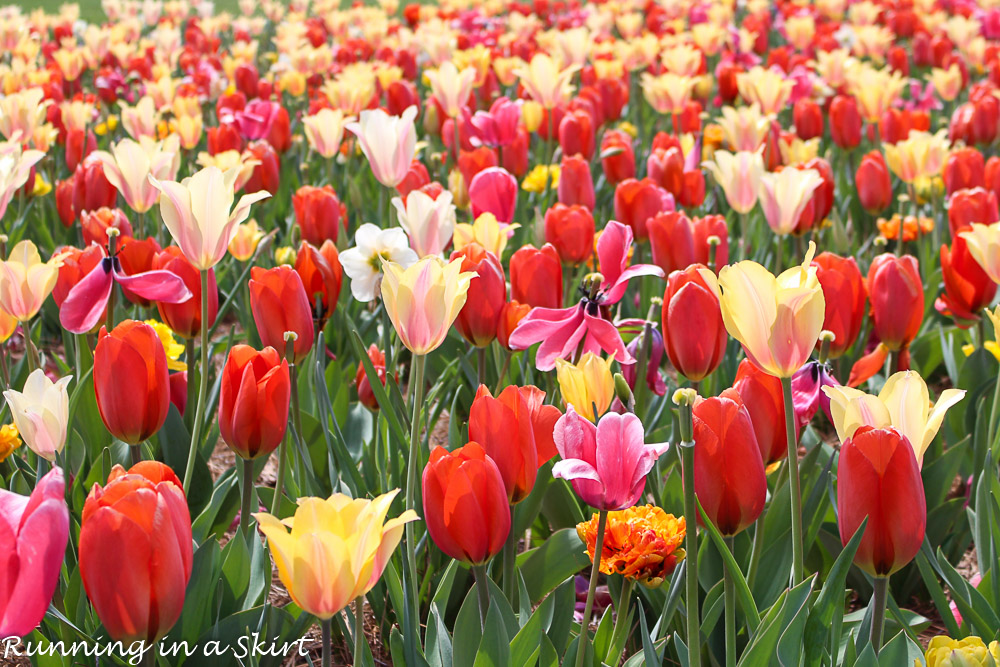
0,468,69,637
346,107,418,188
230,99,281,141
552,406,669,510
470,97,522,148
469,167,518,223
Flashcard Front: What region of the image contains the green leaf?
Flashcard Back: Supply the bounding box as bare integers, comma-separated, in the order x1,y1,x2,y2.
879,630,926,666
426,603,454,667
695,497,761,630
348,326,408,444
932,543,1000,635
738,577,814,667
638,600,662,667
516,528,590,605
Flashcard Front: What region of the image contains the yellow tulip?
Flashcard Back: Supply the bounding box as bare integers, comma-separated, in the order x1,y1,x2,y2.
736,66,793,116
925,636,1000,667
846,64,907,122
931,64,963,102
228,219,265,262
380,256,476,356
0,240,62,322
302,108,353,159
960,223,1000,284
521,100,544,133
640,72,696,116
758,167,825,236
426,61,477,118
660,44,703,76
822,370,965,466
883,130,950,184
555,352,615,422
254,490,418,620
716,241,825,378
453,213,518,257
513,53,579,109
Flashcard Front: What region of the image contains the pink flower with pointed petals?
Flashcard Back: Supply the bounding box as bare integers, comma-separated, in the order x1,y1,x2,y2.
552,407,669,510
0,467,69,637
60,249,192,333
470,97,522,148
598,221,665,304
469,167,518,223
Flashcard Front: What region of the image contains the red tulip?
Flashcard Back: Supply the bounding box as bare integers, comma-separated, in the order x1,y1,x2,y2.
837,426,926,576
354,344,387,411
79,461,193,643
648,211,728,275
501,127,529,177
469,384,542,503
558,109,596,160
94,320,170,445
949,186,998,236
294,240,342,322
458,147,499,188
153,247,218,339
600,129,635,184
422,441,511,564
867,254,924,351
830,95,862,149
813,252,867,358
692,389,767,536
646,147,684,198
497,300,531,351
73,153,117,219
80,207,133,248
662,265,727,382
678,168,706,209
55,177,76,227
66,128,96,171
450,243,506,347
219,344,290,459
731,359,792,466
944,147,985,196
558,154,596,210
613,178,672,240
249,266,315,363
793,98,824,140
244,140,281,194
293,185,348,246
53,244,105,308
117,237,164,307
544,203,595,265
510,243,563,309
207,123,244,155
937,235,998,327
856,151,893,214
396,159,431,200
469,167,518,224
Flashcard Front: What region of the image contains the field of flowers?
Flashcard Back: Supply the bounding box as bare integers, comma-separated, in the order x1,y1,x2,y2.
2,0,1000,665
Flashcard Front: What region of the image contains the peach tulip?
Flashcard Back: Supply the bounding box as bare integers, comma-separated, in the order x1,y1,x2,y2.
93,135,181,214
0,240,62,322
0,139,45,222
703,150,765,215
345,107,418,188
426,61,477,118
303,108,353,159
759,167,825,236
513,54,579,109
119,96,159,141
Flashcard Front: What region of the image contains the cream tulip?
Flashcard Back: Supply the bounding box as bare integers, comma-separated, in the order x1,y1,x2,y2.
759,167,825,236
0,240,61,322
3,369,72,462
92,135,181,213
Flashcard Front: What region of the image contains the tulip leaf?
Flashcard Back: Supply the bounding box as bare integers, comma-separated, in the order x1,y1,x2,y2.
932,543,1000,635
673,631,690,667
878,630,926,666
219,533,251,615
347,325,409,444
425,602,453,667
544,576,579,654
515,528,590,606
694,497,761,631
914,550,962,637
737,577,814,666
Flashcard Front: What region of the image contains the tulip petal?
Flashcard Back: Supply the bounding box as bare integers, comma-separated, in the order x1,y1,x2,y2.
113,267,193,304
59,260,113,334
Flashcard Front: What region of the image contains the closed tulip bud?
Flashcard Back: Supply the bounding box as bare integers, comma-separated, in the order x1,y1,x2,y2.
497,300,531,350
544,203,595,265
450,244,506,347
4,370,71,462
867,254,924,351
153,247,218,338
94,321,170,445
813,252,867,358
731,359,792,465
207,123,244,155
703,149,764,215
600,129,637,185
55,178,76,226
558,154,596,210
354,344,387,411
559,109,596,160
249,266,315,363
218,344,290,459
294,241,342,322
648,212,728,275
937,235,998,326
950,186,999,237
830,95,863,149
468,167,517,224
0,468,69,637
73,153,118,219
944,147,986,196
662,265,727,382
856,151,893,214
80,207,133,248
510,243,563,309
614,178,673,240
692,389,767,535
555,352,615,422
793,98,823,140
80,461,192,643
243,140,281,195
837,426,926,576
423,441,511,564
293,185,348,247
646,147,684,197
346,107,419,188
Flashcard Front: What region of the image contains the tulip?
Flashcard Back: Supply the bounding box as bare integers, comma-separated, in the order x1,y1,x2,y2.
559,110,596,160
295,241,342,322
513,54,579,109
93,135,181,214
621,325,667,397
80,208,132,248
73,154,119,221
0,139,44,222
79,462,193,643
867,254,925,350
737,66,793,116
703,150,765,215
468,167,518,224
717,241,825,378
938,235,998,327
94,320,170,447
552,406,669,511
115,237,163,307
759,167,825,236
662,265,727,382
249,266,315,363
830,95,863,149
219,344,290,460
0,466,68,639
813,252,867,358
692,390,767,535
228,220,264,262
422,441,511,564
470,384,547,503
544,203,595,265
793,98,823,140
426,61,476,118
510,243,563,309
497,300,530,351
471,97,522,148
857,151,893,214
354,344,387,411
961,223,1000,285
944,147,986,196
613,178,673,240
559,154,596,209
293,185,348,246
302,108,353,159
717,104,769,152
152,247,219,339
150,165,271,271
555,352,615,422
380,256,475,356
3,370,71,462
883,130,950,184
243,140,281,195
599,130,635,186
0,240,62,322
824,371,965,466
393,189,455,258
119,96,159,140
450,244,505,347
648,212,728,275
949,187,999,237
731,359,792,465
345,107,419,188
837,426,926,576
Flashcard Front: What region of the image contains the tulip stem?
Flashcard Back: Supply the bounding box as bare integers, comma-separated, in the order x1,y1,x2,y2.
24,319,38,373
781,376,804,586
321,618,332,667
987,363,1000,457
129,444,141,467
576,508,607,667
477,346,487,388
182,270,210,496
680,438,701,667
240,457,255,540
502,505,516,604
870,575,889,654
353,595,366,666
271,338,297,515
608,575,635,666
472,563,492,629
633,319,653,420
724,535,736,667
404,353,427,648
184,337,195,430
746,508,767,589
